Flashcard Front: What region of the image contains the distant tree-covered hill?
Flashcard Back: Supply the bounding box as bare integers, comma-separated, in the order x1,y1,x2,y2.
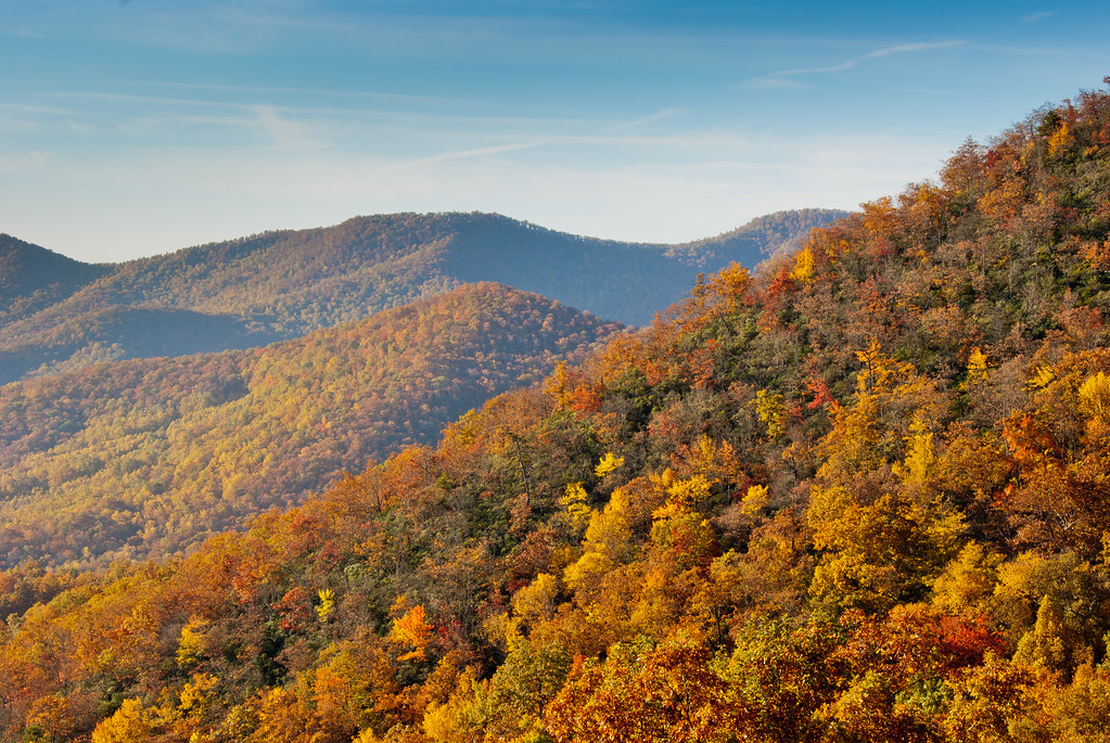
0,282,621,569
0,209,847,384
0,235,110,323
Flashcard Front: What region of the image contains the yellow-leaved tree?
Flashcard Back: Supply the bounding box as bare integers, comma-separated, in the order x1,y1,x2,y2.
390,604,433,662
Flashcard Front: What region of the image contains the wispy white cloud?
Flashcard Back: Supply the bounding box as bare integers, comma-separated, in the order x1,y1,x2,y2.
1,28,49,40
46,90,241,109
145,81,450,106
0,151,51,172
862,40,963,59
396,141,550,169
0,103,77,136
741,39,963,90
740,76,811,91
769,60,858,76
250,104,328,150
899,88,955,97
37,88,620,156
1021,11,1056,24
0,102,73,116
31,90,346,151
608,108,686,130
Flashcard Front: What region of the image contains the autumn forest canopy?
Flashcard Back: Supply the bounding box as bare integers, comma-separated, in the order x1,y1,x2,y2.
0,283,623,570
2,80,1110,742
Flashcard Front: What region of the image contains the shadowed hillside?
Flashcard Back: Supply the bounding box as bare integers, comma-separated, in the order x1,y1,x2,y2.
0,235,110,323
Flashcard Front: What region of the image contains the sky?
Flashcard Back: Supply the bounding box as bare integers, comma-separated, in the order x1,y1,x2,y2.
1,1,1109,263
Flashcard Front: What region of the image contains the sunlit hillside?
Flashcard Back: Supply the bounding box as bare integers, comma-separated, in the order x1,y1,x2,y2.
0,283,621,570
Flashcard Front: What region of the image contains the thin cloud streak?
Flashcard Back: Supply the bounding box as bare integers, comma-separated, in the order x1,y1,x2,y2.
740,77,811,90
46,90,251,110
770,60,857,77
1021,11,1056,24
250,104,329,150
35,90,632,152
44,90,603,128
145,81,451,106
0,152,51,172
862,40,964,58
0,103,74,116
608,108,687,131
741,39,964,89
395,141,551,169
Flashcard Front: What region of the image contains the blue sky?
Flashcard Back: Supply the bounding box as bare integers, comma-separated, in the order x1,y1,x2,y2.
1,1,1108,263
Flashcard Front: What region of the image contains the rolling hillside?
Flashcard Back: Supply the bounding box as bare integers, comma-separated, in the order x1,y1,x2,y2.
0,282,622,569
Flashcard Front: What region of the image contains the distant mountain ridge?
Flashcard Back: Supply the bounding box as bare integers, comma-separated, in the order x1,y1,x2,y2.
0,209,849,384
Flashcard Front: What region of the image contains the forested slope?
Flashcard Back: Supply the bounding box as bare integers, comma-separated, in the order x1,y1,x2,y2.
0,236,110,325
0,283,621,570
0,209,846,384
2,83,1109,742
